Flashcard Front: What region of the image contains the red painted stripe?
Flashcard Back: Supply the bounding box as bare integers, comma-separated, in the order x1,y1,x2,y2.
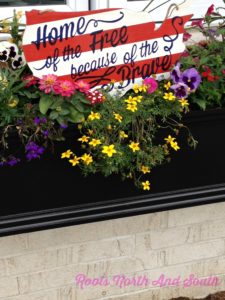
26,9,120,25
23,15,191,63
57,52,183,88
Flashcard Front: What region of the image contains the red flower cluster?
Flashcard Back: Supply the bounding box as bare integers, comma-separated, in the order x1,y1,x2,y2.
202,66,219,82
86,90,105,105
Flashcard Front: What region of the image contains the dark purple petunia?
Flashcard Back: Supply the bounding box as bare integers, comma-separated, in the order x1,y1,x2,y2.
181,68,201,91
25,141,45,161
42,130,49,137
171,83,189,99
8,46,17,58
171,64,181,83
34,117,41,125
60,124,68,129
7,157,20,166
0,49,9,62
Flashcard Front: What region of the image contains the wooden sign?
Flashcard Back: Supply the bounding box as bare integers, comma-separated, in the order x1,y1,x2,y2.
23,9,191,91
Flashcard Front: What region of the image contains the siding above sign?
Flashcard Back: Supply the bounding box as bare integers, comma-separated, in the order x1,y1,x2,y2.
23,9,191,91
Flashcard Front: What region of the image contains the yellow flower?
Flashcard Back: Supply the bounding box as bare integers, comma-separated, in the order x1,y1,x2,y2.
1,19,10,33
78,135,89,143
77,124,82,130
129,141,140,152
164,135,176,144
16,11,23,20
171,141,180,151
125,96,136,104
88,111,101,121
164,81,171,90
102,145,117,157
69,156,80,166
126,103,137,112
61,150,73,159
141,166,151,174
179,98,189,108
142,181,151,191
89,139,101,147
88,129,94,135
81,153,93,165
113,112,123,123
7,98,19,108
119,131,128,139
133,84,147,93
107,124,112,130
163,92,176,101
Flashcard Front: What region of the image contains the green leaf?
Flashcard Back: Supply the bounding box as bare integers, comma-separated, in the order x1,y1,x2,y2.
68,108,84,123
71,100,86,112
195,99,206,110
49,111,59,120
39,94,54,114
50,97,63,109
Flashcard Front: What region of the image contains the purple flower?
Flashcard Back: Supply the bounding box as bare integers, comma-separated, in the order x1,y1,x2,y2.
60,124,68,129
7,157,20,166
34,117,41,125
171,64,181,83
171,83,189,99
25,141,45,161
181,68,201,91
42,130,49,137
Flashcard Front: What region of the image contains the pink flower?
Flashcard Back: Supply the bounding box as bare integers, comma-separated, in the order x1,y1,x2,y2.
74,80,90,94
183,31,192,42
143,77,158,94
53,80,76,97
39,74,59,94
191,19,204,29
222,70,225,75
206,4,214,16
23,74,39,87
181,51,190,58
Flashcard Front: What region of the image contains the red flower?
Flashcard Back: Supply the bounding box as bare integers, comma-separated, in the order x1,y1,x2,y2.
86,90,105,105
23,75,39,87
206,4,214,16
222,70,225,75
183,31,192,42
191,19,204,29
202,66,219,82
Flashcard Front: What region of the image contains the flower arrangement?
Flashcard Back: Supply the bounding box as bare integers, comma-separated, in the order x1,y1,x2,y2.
0,4,223,191
181,2,225,110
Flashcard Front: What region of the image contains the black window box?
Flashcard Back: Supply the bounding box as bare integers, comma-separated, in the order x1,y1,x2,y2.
1,107,225,236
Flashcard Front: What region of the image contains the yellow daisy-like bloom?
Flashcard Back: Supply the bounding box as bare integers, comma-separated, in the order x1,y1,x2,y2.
113,112,123,123
88,111,101,121
179,98,189,108
126,103,138,112
81,153,93,165
171,141,180,151
164,135,176,144
61,150,73,159
125,96,137,105
8,98,19,108
102,145,117,157
142,181,151,191
78,135,89,143
141,165,151,174
164,81,171,90
119,131,128,139
129,141,140,152
133,84,147,93
89,139,101,147
163,92,176,101
69,156,80,166
88,129,94,135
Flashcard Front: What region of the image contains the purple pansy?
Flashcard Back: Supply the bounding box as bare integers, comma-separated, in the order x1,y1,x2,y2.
171,83,189,99
171,64,181,83
181,68,201,91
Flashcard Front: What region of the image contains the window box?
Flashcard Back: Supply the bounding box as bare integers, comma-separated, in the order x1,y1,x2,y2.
1,107,225,236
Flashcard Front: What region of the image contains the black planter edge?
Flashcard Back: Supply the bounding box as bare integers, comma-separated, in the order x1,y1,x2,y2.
1,183,225,236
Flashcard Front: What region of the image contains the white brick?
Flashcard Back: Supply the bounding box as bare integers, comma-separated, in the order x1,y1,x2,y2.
0,277,19,298
0,234,28,257
168,202,225,227
6,247,72,276
72,237,134,263
165,240,225,265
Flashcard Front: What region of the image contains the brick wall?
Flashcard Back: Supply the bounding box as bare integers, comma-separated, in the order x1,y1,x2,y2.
0,202,225,299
